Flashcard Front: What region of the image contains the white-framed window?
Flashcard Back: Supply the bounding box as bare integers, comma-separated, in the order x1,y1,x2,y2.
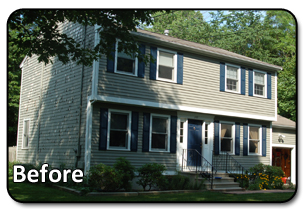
253,70,267,97
22,119,30,149
220,122,235,154
248,125,262,155
156,48,177,82
114,40,138,76
107,109,131,151
225,64,240,93
150,114,171,152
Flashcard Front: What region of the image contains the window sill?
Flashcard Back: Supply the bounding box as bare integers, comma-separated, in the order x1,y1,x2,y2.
113,71,138,77
155,78,177,84
253,94,267,99
107,147,130,151
225,89,241,95
149,149,170,153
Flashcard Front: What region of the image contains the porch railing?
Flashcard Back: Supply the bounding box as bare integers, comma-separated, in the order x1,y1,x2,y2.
182,149,217,189
212,151,248,186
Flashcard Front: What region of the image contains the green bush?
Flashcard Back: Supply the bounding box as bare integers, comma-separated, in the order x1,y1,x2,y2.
247,163,285,190
8,161,22,176
158,174,204,190
88,163,122,192
136,163,167,191
113,157,135,191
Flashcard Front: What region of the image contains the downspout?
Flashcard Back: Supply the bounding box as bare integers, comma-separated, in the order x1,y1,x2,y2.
75,24,87,168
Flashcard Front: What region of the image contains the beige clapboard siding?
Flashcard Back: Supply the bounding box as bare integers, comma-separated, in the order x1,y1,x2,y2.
90,103,177,171
17,23,94,168
272,129,296,146
98,45,276,119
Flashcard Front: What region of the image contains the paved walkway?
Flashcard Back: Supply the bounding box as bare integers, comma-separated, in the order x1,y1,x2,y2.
223,190,295,195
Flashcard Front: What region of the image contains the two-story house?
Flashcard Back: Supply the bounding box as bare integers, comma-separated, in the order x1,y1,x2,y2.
16,22,296,185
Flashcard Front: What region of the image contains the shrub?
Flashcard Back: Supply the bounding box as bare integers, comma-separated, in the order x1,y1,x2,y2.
88,163,122,192
136,163,166,191
247,163,285,190
113,157,135,191
158,174,204,190
8,161,22,176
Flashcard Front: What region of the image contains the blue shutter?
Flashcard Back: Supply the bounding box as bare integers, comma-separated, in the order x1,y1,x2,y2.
138,44,145,78
248,69,253,96
150,47,157,80
107,42,116,73
243,123,248,156
131,112,139,152
177,53,183,84
142,113,150,152
214,121,220,155
235,123,240,155
99,108,108,150
220,62,225,91
170,116,177,153
267,73,272,99
241,67,246,95
262,125,267,157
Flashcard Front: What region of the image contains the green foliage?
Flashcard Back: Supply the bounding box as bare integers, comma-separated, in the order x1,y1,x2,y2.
8,161,22,176
88,163,122,191
113,157,135,191
136,163,167,191
247,163,285,190
158,174,204,190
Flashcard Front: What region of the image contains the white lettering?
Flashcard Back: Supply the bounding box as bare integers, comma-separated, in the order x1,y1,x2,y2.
63,169,71,182
27,169,39,183
49,169,62,183
12,164,83,184
72,170,83,183
13,165,26,183
39,164,49,182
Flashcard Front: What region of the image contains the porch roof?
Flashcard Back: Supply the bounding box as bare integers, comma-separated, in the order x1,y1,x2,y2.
273,115,296,130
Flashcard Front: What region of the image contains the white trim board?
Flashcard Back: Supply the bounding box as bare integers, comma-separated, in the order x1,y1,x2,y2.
90,95,276,122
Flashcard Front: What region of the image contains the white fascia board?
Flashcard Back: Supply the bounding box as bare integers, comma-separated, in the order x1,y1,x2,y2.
94,95,276,122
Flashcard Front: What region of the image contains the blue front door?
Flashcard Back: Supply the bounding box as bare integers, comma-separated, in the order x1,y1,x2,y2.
187,119,202,166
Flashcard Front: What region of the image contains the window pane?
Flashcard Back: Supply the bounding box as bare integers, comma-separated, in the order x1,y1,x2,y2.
255,72,264,84
110,130,128,148
159,51,174,67
152,133,166,149
111,113,128,130
221,138,232,152
221,124,232,138
158,65,173,80
249,140,259,153
254,84,264,96
152,117,167,133
226,66,238,79
117,57,135,74
249,127,259,139
227,79,237,91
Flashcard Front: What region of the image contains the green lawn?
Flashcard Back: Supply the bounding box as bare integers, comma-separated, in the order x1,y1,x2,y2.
8,177,295,203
